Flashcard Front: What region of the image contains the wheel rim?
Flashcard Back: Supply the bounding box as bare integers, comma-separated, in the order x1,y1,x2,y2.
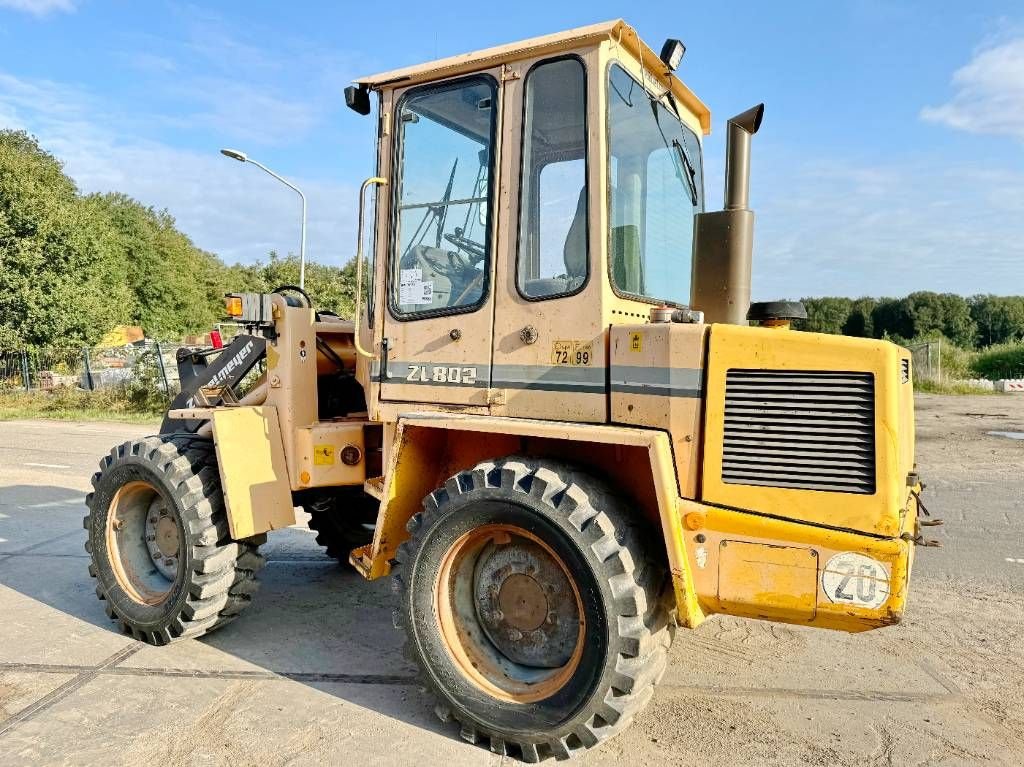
106,481,181,604
435,523,585,704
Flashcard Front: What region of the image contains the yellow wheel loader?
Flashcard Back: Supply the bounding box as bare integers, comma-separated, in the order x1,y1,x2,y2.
84,20,929,761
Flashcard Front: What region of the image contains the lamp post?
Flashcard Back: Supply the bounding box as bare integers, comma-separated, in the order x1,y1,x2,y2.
220,148,308,290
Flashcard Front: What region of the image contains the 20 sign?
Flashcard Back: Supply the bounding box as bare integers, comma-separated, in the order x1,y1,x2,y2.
820,552,890,610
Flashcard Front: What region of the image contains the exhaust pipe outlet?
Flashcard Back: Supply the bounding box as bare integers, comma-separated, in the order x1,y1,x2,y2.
690,103,765,324
724,104,764,211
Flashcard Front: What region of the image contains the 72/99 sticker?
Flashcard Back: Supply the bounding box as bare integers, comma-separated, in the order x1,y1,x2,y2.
551,340,593,367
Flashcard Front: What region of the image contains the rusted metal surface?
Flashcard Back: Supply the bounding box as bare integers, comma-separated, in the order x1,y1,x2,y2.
435,524,584,703
473,534,579,668
106,481,175,606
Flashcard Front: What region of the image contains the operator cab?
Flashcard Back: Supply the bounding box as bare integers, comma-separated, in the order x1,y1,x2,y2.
348,20,714,423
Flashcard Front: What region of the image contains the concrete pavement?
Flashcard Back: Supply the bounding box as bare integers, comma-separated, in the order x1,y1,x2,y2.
0,408,1022,766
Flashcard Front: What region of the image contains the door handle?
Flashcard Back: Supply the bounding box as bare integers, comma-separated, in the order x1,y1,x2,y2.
353,176,388,359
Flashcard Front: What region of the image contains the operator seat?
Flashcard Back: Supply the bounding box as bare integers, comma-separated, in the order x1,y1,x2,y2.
522,187,588,298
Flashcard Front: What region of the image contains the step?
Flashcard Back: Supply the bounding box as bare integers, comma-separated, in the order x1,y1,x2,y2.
364,476,385,500
349,543,373,578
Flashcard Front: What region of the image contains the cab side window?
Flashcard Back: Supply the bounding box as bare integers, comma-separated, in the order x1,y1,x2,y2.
517,58,589,300
391,76,497,317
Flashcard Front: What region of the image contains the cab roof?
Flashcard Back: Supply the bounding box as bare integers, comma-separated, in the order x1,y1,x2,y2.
355,19,711,134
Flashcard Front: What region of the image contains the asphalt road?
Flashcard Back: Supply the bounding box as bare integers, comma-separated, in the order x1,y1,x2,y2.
0,400,1022,766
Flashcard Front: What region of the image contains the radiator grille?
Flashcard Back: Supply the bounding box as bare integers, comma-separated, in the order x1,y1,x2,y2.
722,370,876,494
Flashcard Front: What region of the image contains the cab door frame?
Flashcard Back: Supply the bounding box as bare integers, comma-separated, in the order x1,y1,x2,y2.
490,48,608,423
377,68,504,408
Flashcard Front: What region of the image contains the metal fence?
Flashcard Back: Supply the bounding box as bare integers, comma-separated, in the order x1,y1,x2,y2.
0,342,184,396
906,340,941,382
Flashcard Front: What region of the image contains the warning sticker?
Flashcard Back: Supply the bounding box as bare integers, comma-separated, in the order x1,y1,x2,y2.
313,444,335,466
399,268,434,305
820,552,890,609
551,340,593,366
629,332,643,353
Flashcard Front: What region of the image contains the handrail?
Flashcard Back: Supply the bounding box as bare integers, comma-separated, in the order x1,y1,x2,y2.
353,176,388,358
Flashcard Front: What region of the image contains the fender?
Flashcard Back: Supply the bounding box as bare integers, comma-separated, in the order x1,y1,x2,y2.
349,412,706,629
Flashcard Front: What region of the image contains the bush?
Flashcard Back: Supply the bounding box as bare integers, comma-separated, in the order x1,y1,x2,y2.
938,340,976,380
970,343,1024,380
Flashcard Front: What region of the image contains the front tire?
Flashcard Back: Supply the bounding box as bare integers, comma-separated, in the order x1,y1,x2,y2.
393,457,673,761
84,435,265,645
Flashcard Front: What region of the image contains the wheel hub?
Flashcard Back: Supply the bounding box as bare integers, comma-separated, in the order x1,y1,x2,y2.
435,523,587,703
473,535,580,669
106,481,180,605
497,574,547,632
144,499,179,580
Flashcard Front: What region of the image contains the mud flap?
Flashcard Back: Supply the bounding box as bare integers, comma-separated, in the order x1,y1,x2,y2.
211,406,295,538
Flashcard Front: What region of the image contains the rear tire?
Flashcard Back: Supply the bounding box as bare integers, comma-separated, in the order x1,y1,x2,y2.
392,457,674,761
84,435,265,645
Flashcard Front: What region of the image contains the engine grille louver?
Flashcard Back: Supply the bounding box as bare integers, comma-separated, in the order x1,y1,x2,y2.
722,370,876,495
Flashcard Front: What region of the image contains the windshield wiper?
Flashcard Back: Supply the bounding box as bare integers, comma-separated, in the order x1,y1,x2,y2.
672,139,699,206
649,100,699,207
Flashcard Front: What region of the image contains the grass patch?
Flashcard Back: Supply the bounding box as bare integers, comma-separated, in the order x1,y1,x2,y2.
0,388,164,424
914,379,996,395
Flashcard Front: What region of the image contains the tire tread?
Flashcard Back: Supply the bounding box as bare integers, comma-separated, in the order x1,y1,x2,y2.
393,455,674,761
85,434,264,644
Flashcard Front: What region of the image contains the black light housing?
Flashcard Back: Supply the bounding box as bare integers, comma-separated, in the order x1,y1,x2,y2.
345,84,371,116
659,38,686,71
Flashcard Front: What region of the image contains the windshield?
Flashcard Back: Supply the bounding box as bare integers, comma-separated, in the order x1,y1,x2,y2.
392,76,495,316
607,63,704,306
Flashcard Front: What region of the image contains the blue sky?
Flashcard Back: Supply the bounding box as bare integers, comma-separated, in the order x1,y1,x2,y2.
1,0,1022,299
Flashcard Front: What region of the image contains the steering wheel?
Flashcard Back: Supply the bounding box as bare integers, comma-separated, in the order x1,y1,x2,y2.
422,249,473,280
443,227,486,263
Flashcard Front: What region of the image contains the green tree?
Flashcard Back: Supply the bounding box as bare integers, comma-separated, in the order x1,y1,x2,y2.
842,297,877,337
799,296,853,334
870,292,975,347
969,295,1024,347
902,292,975,348
871,297,912,342
0,130,131,348
229,252,357,318
89,193,228,339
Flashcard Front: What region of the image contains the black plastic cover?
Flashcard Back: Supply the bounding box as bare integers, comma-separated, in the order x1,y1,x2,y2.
746,300,808,321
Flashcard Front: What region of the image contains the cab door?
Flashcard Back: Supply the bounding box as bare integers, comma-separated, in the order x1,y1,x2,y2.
378,71,500,406
490,53,606,422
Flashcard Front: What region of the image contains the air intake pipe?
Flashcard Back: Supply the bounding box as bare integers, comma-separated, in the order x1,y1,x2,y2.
690,104,765,324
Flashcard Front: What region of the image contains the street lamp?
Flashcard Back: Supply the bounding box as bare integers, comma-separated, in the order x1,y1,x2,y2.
220,148,308,290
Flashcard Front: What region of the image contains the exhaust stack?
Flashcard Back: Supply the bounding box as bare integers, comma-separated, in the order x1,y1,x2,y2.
691,104,765,324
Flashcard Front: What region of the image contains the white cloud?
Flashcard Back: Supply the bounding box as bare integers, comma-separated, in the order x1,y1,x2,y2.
176,78,320,147
921,37,1024,140
750,155,1024,300
0,0,75,16
0,71,358,268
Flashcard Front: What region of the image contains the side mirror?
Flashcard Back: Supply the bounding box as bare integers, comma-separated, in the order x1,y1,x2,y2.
345,85,371,116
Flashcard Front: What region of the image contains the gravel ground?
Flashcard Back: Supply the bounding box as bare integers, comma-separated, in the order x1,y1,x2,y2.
0,396,1022,766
